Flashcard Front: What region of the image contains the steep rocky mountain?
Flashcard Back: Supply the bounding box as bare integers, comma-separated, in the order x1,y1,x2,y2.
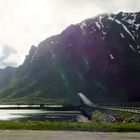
0,12,140,104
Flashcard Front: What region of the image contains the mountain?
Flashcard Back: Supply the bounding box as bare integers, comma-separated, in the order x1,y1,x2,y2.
0,12,140,104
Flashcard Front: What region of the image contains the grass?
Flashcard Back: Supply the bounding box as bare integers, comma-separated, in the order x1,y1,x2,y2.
0,98,66,105
0,121,139,132
112,110,140,118
91,109,140,123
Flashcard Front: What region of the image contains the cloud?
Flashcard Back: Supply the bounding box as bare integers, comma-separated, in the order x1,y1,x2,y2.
0,0,139,68
91,0,140,13
0,46,17,60
0,46,18,68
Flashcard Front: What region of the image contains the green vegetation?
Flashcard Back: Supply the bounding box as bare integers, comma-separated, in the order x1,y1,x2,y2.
0,98,66,105
0,121,139,132
111,110,140,118
91,109,140,124
91,110,106,122
91,110,140,120
99,101,140,107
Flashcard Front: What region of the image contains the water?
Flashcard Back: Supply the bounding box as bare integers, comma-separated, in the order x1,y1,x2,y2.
0,105,63,108
0,108,84,121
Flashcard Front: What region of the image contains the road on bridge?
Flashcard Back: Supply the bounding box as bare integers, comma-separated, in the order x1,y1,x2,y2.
78,93,140,114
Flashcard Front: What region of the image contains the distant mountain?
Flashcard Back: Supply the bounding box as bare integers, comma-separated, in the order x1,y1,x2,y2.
0,12,140,104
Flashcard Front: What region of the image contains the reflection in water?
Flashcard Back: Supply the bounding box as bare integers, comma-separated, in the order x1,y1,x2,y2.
0,105,63,108
0,109,83,121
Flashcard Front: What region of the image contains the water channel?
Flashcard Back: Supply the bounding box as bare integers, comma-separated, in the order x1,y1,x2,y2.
0,105,86,122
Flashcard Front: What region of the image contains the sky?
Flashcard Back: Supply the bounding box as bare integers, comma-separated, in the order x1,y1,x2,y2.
0,0,140,68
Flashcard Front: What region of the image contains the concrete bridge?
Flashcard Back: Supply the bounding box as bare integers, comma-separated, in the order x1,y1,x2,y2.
77,93,102,108
76,93,140,118
74,93,104,118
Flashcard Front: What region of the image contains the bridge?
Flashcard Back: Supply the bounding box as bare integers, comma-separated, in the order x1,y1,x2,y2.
74,93,104,117
77,93,103,108
76,93,140,118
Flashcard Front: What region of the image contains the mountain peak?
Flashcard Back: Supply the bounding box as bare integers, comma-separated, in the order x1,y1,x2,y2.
29,45,37,54
0,12,140,104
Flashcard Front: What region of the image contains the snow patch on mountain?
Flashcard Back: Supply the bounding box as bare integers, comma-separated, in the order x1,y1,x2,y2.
95,22,101,29
98,16,104,28
110,54,115,60
120,33,125,38
80,21,87,35
108,16,136,42
129,44,135,52
135,24,140,30
30,48,38,63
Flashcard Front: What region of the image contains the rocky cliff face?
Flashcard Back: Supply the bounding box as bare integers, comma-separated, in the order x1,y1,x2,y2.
0,12,140,103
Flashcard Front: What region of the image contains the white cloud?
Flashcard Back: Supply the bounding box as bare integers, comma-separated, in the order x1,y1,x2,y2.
0,46,18,68
2,53,19,67
0,0,139,68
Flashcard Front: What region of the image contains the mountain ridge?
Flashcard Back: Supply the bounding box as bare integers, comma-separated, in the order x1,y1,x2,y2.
0,12,140,104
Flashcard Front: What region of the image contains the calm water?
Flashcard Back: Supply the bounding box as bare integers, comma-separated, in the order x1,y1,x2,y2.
0,108,85,122
0,105,63,108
